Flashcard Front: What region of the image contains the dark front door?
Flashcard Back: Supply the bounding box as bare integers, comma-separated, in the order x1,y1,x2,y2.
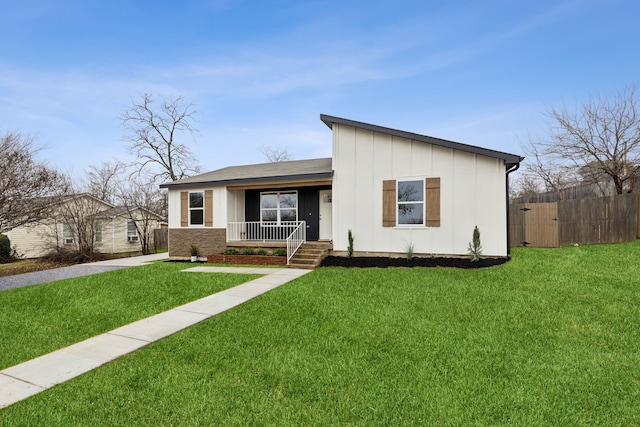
299,188,319,241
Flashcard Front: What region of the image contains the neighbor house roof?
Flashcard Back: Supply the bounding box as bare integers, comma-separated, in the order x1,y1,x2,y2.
91,206,164,220
160,157,333,189
320,114,524,169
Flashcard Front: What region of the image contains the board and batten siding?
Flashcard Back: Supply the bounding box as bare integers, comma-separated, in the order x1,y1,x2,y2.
167,186,227,228
331,123,508,257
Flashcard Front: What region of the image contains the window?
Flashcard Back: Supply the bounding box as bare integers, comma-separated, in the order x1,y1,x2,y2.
126,220,139,243
62,223,75,245
260,191,297,223
189,191,204,226
95,221,103,243
383,178,440,228
397,180,424,225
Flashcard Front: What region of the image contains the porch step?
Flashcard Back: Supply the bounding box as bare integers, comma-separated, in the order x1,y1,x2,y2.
288,242,332,269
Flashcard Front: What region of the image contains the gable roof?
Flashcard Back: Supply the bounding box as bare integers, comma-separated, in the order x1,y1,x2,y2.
160,157,333,189
90,206,164,220
320,114,524,169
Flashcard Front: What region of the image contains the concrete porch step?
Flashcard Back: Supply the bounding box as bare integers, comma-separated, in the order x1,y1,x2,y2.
288,242,332,269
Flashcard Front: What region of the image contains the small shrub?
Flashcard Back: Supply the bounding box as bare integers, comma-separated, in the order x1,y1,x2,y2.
271,248,286,257
241,247,256,255
347,229,354,258
0,234,11,262
254,248,268,256
404,241,415,260
223,248,239,255
468,225,483,262
190,245,199,257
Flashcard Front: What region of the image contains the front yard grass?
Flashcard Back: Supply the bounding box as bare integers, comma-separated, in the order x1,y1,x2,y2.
0,262,259,369
2,242,640,425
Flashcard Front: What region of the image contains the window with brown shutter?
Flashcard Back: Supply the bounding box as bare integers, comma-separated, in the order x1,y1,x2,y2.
382,178,441,227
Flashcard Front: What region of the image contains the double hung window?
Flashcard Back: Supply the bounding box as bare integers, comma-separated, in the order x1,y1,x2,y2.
260,191,297,223
397,179,425,225
189,191,204,226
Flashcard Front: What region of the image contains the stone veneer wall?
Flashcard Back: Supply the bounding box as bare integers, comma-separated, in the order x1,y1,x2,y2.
168,228,226,258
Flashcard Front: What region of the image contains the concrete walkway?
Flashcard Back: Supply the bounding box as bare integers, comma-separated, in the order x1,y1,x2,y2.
0,265,311,409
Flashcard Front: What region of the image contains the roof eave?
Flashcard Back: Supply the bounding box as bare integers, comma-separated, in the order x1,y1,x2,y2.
160,171,334,190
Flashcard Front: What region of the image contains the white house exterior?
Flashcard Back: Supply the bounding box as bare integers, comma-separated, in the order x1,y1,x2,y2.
161,114,523,260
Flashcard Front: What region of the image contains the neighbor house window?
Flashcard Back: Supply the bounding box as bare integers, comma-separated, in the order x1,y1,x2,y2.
397,180,424,225
189,191,204,226
260,191,297,223
126,220,139,242
94,221,103,243
62,223,75,245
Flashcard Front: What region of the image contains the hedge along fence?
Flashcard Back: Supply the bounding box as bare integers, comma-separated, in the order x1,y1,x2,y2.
510,193,639,247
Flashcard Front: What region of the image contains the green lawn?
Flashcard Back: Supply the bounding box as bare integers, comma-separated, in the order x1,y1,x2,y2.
0,262,259,369
2,243,640,425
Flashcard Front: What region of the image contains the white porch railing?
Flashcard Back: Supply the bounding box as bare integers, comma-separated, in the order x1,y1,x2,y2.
286,221,306,265
227,221,305,242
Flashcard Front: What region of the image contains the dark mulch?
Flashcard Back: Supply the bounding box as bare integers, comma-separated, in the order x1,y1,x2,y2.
320,256,509,269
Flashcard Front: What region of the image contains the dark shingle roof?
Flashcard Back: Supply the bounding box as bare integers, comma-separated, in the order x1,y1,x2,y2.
160,157,333,189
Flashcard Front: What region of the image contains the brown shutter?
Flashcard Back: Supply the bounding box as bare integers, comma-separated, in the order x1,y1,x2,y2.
180,191,188,227
425,178,440,227
204,190,213,227
382,180,396,227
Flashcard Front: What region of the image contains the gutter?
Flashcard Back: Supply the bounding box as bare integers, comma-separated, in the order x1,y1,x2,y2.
505,161,522,258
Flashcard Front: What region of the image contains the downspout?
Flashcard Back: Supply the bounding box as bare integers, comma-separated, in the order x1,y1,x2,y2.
505,162,521,259
111,216,116,254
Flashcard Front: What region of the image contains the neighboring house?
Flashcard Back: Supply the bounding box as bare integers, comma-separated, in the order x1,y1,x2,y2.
90,206,164,255
6,194,163,258
160,114,524,260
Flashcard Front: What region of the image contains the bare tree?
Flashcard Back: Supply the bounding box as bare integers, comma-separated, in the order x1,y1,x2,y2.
86,159,127,204
260,145,292,162
0,131,65,234
116,178,166,255
120,93,201,182
524,86,640,195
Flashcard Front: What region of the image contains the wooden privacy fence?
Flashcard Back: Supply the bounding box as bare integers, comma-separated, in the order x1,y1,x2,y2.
154,228,168,250
510,194,639,247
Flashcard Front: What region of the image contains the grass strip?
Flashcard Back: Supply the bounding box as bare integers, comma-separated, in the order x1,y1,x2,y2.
0,261,259,369
1,242,640,425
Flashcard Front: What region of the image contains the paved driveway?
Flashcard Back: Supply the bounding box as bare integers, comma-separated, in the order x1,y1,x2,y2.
0,253,169,291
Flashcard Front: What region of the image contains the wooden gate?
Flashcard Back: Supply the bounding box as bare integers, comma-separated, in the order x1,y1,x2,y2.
510,202,559,247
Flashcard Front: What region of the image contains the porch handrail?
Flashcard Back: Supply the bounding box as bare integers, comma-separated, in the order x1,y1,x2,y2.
227,221,304,242
286,221,306,265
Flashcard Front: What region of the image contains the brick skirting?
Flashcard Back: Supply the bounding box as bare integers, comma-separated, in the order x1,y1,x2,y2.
168,228,227,258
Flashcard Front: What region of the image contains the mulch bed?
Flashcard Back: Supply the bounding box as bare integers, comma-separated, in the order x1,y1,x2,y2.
320,256,509,269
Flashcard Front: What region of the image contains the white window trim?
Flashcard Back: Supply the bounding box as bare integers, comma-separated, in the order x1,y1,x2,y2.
260,191,298,224
126,219,139,243
189,191,205,227
396,178,425,227
94,220,103,243
62,223,76,245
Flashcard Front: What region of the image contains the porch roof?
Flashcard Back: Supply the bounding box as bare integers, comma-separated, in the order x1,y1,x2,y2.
160,157,333,189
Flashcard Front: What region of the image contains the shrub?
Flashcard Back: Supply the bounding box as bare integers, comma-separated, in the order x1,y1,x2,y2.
347,230,354,258
254,248,268,256
271,247,286,257
241,247,256,255
0,234,11,262
223,248,239,255
404,241,415,260
468,225,483,262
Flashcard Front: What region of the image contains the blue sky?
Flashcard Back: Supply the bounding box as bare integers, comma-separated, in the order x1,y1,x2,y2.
1,0,639,178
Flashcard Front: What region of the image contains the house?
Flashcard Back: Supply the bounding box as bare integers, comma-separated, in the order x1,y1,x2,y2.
6,194,163,258
160,114,524,261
